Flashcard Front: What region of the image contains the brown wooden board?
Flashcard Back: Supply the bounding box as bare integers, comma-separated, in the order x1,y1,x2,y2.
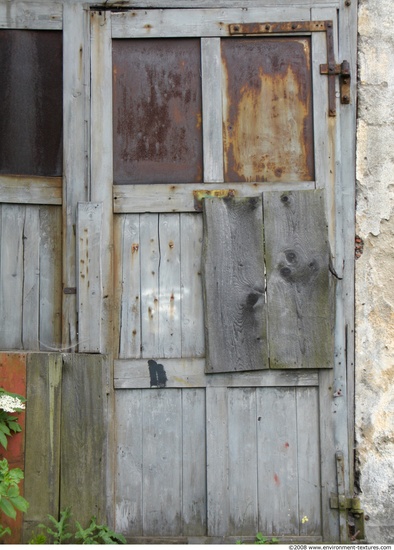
264,189,335,369
202,196,268,373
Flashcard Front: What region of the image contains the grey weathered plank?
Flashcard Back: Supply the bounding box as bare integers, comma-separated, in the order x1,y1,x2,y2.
206,387,229,536
22,207,40,350
77,202,102,353
182,389,207,536
115,389,143,536
201,38,223,183
113,181,315,213
60,354,108,525
257,388,299,535
264,190,335,369
228,388,258,535
115,214,141,359
0,176,62,205
114,358,319,389
142,390,182,536
39,206,62,351
203,197,268,373
62,3,90,350
23,353,62,540
0,205,24,349
111,8,311,38
180,214,205,357
158,214,181,358
0,2,63,29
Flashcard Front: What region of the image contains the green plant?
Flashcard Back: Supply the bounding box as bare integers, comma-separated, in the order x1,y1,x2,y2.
0,459,29,522
0,388,25,450
236,532,280,545
30,508,126,545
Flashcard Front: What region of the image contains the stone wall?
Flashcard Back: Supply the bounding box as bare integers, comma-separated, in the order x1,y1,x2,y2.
356,0,394,542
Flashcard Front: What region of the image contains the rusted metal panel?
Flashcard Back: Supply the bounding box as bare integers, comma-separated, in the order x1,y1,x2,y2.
221,37,314,183
0,30,62,177
112,38,203,184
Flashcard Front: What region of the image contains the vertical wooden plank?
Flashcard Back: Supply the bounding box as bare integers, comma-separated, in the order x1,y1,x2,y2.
296,387,321,537
0,353,26,544
115,215,141,359
0,205,24,349
39,206,62,351
203,197,268,373
264,189,335,369
158,214,181,358
140,214,160,358
228,388,258,535
257,388,299,536
182,388,206,536
180,214,205,357
62,3,90,350
77,202,102,353
60,354,108,525
115,390,143,536
206,387,229,536
142,390,182,536
201,37,223,182
91,10,113,355
23,353,62,543
22,207,40,350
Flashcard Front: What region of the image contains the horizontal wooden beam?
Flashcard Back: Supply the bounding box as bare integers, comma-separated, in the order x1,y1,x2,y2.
0,176,62,205
114,358,319,389
113,181,315,213
0,3,62,30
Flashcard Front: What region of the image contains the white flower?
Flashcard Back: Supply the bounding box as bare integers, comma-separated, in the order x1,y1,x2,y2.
0,394,25,413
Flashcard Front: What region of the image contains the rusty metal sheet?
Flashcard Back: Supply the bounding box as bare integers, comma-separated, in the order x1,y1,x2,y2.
0,30,63,177
113,38,203,185
221,37,314,183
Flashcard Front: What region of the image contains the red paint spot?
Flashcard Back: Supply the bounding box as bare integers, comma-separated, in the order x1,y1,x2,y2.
284,442,290,448
274,473,280,486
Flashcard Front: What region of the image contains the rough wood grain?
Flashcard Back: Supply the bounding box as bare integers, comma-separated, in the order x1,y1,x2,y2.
0,2,62,30
22,207,40,350
23,353,62,542
203,197,268,373
264,190,335,369
0,176,62,205
77,202,102,353
60,354,108,525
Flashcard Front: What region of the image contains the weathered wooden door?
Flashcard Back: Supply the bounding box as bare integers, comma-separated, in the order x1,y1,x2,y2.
89,3,356,543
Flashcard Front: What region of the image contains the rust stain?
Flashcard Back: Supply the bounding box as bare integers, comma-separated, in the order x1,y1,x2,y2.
132,243,139,253
222,37,314,183
274,473,280,486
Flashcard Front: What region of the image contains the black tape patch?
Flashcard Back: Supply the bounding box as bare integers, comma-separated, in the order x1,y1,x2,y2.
148,359,168,388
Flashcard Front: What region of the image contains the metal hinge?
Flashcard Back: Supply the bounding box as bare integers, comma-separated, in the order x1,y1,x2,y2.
330,451,365,542
320,60,351,110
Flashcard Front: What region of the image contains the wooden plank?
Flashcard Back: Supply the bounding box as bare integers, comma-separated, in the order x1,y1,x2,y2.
0,2,62,30
228,388,258,535
0,176,62,205
39,206,62,351
201,38,223,183
23,353,62,542
180,214,204,357
60,354,108,525
264,190,335,369
140,214,160,357
0,205,24,349
182,389,206,536
77,202,102,353
296,387,321,537
116,215,141,359
114,358,319,389
206,387,229,536
62,3,90,350
158,214,181,358
22,207,40,350
91,11,113,355
257,388,299,536
113,181,315,213
203,197,268,373
142,390,182,536
111,8,311,38
115,390,143,536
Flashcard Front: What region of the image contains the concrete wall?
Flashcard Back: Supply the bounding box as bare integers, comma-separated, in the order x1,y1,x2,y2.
356,0,394,542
